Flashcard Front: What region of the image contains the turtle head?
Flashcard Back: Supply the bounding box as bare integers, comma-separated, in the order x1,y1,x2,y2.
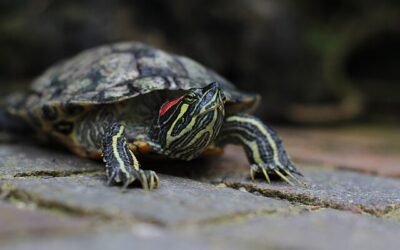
150,82,226,160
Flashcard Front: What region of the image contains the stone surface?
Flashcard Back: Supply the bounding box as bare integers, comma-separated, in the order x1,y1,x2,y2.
0,144,102,177
224,165,400,215
2,224,245,250
0,201,92,243
1,125,400,250
196,209,400,250
4,209,400,250
279,125,400,177
0,175,294,226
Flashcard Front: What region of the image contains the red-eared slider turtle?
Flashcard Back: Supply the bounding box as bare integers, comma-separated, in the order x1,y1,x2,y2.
8,42,302,190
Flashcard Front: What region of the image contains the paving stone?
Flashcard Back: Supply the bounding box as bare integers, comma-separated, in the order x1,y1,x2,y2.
0,144,101,177
195,208,400,250
4,208,400,250
0,201,92,243
224,165,400,215
0,175,295,226
1,127,400,249
2,223,247,250
279,126,400,177
189,145,400,217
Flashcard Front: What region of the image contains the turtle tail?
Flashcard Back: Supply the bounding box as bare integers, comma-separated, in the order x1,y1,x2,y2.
0,92,32,133
0,109,32,133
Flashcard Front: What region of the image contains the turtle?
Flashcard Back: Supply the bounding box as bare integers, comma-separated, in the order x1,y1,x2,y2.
7,41,302,190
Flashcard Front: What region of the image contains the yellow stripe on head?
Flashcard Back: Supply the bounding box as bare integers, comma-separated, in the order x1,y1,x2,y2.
166,103,189,147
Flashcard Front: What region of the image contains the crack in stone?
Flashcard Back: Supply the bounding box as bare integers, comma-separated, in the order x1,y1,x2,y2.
177,206,308,228
0,183,114,220
0,169,104,179
0,181,313,229
0,183,166,227
222,180,400,220
382,205,400,222
12,169,104,178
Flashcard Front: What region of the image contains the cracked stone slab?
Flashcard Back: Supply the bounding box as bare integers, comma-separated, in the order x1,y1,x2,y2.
195,208,400,250
0,175,296,226
4,208,400,250
0,144,101,177
2,223,248,250
224,165,400,215
0,201,92,243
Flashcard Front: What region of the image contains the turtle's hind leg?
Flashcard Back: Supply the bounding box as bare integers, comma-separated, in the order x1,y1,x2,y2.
216,114,303,185
102,122,160,191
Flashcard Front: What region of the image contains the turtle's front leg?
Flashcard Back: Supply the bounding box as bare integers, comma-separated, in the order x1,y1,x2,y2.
102,123,160,191
216,114,302,185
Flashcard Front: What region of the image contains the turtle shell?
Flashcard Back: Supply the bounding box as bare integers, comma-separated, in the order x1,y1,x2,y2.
22,42,259,114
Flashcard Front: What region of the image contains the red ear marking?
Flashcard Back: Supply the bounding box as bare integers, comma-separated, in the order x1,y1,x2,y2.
159,96,184,116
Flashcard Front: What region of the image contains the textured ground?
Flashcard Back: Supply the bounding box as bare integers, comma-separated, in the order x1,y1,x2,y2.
1,124,400,250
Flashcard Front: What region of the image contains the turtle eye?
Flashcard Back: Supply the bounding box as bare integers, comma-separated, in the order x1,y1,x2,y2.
184,93,197,104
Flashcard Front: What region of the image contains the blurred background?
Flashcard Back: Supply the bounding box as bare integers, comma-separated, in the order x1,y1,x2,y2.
0,0,399,124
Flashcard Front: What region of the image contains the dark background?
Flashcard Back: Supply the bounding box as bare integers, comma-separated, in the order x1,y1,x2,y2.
1,0,399,124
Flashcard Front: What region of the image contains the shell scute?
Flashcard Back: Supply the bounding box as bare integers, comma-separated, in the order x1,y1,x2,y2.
18,42,259,124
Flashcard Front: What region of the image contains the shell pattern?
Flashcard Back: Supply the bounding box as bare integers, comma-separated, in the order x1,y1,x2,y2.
24,42,256,110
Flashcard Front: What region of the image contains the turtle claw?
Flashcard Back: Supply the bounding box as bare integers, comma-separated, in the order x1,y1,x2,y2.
273,168,294,186
106,169,117,186
134,170,160,191
147,170,160,191
282,168,305,186
261,167,271,184
122,176,135,191
250,165,256,181
106,168,160,191
250,163,302,186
